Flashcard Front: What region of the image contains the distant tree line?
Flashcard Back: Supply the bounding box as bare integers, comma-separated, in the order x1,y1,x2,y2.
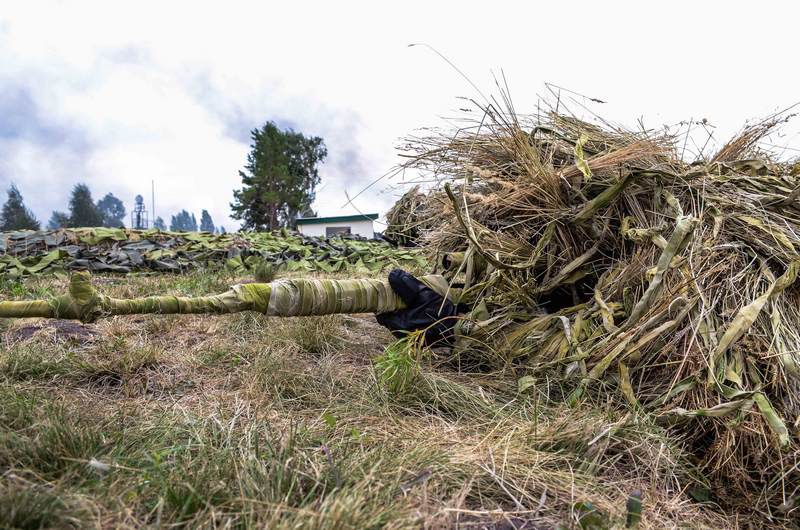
45,184,126,229
2,121,325,233
168,209,221,233
0,183,224,233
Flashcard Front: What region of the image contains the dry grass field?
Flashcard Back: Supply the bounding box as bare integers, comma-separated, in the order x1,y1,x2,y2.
0,271,749,529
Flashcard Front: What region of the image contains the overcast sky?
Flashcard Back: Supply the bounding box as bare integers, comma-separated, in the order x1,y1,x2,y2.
1,1,798,230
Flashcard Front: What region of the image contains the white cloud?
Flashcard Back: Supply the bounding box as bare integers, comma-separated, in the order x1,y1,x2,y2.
0,0,798,229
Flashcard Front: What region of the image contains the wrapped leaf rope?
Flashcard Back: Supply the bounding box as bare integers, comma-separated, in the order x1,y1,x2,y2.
0,271,451,323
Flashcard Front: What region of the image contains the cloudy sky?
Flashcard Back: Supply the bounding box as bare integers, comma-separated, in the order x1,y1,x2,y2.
1,1,797,230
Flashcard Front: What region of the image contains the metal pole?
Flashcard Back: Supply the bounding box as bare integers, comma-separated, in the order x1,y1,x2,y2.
151,180,155,228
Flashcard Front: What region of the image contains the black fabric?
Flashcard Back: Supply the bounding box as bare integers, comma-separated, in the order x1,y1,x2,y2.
375,269,461,346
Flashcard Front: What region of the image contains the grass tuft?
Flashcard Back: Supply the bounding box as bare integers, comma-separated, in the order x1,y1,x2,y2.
0,484,79,530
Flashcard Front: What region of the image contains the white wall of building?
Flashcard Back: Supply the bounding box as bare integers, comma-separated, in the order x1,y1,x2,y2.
297,219,375,238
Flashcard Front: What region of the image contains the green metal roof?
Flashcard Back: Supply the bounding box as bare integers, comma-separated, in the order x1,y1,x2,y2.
296,213,379,225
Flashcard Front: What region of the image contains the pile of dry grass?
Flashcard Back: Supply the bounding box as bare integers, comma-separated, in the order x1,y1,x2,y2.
383,185,430,246
398,95,800,519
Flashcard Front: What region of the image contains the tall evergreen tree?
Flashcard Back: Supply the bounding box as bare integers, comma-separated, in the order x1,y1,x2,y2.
230,122,326,230
153,216,166,230
199,209,215,233
169,212,183,231
48,211,69,230
169,210,197,231
0,185,40,231
96,193,126,227
67,184,104,227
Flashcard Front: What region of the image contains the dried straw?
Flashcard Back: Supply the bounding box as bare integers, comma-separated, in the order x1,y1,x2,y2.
398,95,800,517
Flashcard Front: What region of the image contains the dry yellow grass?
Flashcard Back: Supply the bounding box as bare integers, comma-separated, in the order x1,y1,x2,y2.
0,270,755,529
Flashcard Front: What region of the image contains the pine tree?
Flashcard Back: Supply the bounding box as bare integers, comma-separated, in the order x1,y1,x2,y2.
154,217,166,230
199,210,215,232
231,122,326,230
169,210,197,231
48,211,69,230
169,212,183,231
0,185,40,231
67,184,104,227
96,193,126,227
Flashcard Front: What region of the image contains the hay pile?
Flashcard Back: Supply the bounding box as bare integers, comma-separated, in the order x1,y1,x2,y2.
384,185,430,246
399,98,800,517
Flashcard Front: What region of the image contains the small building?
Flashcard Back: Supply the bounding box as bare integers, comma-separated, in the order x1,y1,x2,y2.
296,213,378,239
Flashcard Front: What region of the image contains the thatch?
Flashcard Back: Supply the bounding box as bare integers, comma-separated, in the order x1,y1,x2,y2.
398,96,800,517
